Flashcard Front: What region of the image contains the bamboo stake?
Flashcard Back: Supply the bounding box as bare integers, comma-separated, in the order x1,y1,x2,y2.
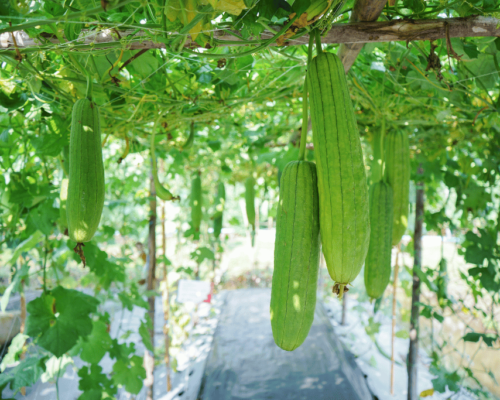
390,244,401,395
145,167,157,400
341,292,348,326
20,272,26,397
408,166,424,400
161,200,172,392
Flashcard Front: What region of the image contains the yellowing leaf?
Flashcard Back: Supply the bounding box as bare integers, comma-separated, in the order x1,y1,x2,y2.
420,388,434,397
214,0,246,15
166,0,181,22
186,0,203,41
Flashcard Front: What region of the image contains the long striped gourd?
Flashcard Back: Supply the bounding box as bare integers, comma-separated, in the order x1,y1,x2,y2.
67,98,105,244
270,160,320,351
436,258,448,308
191,173,203,240
245,176,256,246
364,181,394,300
384,131,410,246
151,124,178,201
308,51,370,298
182,121,195,151
213,181,225,240
57,178,69,234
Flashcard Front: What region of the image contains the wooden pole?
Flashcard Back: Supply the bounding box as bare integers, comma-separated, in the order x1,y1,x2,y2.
341,292,348,326
408,165,424,400
161,200,172,392
390,245,401,395
336,0,388,72
2,16,499,53
145,166,157,400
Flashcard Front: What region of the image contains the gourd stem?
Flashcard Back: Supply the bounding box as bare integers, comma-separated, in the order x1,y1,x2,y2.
298,77,308,161
298,34,315,162
85,72,93,100
314,29,322,54
307,33,314,65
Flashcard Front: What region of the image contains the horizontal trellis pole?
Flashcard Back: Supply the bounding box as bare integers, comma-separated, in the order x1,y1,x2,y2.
0,16,498,54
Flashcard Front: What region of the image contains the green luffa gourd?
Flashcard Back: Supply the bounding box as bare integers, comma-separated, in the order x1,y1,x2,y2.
213,181,225,240
308,51,370,298
270,160,320,351
67,98,105,244
384,131,410,246
191,172,203,240
364,181,394,300
245,176,256,246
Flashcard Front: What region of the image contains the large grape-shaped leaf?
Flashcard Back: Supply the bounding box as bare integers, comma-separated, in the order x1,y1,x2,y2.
26,286,99,357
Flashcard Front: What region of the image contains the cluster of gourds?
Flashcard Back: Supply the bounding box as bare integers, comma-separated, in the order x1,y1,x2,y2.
59,30,411,354
270,34,411,351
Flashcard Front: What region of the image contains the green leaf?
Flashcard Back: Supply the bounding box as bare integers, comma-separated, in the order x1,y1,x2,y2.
1,263,30,312
395,330,409,339
190,246,215,264
462,42,479,59
64,22,82,42
0,334,28,372
463,332,499,347
6,231,43,265
77,320,113,364
130,52,159,77
364,317,380,340
139,315,154,352
0,90,27,111
112,355,146,394
25,286,99,357
466,54,499,89
78,364,117,400
0,357,47,392
291,0,311,15
430,365,460,393
403,0,425,13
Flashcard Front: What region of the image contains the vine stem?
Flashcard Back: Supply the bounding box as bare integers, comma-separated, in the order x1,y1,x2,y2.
380,118,386,180
298,77,308,161
298,34,315,161
314,29,323,54
183,14,299,59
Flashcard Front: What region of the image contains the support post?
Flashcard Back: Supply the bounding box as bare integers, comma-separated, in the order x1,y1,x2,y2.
145,167,157,400
336,0,388,72
341,292,348,326
408,165,424,400
390,245,400,395
161,200,172,392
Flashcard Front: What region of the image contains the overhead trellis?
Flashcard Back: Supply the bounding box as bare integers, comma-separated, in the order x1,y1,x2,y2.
1,0,499,72
2,16,499,55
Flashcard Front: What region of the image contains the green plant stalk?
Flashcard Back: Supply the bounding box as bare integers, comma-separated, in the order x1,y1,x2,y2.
161,0,168,41
298,78,308,161
371,118,385,184
314,29,322,54
298,34,315,161
183,15,299,60
151,116,178,201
